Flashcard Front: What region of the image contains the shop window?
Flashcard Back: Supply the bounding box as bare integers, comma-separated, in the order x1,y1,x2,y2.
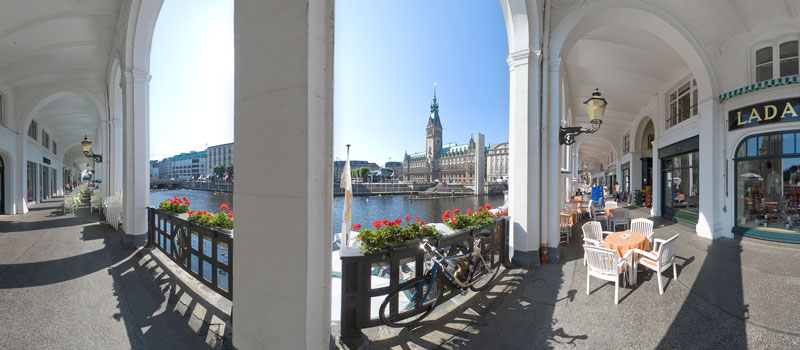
27,161,37,202
753,39,800,82
53,142,57,155
666,78,698,129
28,120,38,140
735,131,800,235
42,131,49,149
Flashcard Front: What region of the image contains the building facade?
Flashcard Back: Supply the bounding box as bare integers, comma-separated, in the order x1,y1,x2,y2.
487,142,509,182
206,142,234,177
403,91,487,183
384,161,403,180
168,150,206,180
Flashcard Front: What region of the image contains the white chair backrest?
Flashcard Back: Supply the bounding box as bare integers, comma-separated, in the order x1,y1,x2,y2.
588,200,595,218
657,234,679,266
612,208,629,221
582,221,604,241
584,245,619,274
631,218,654,240
560,215,572,228
606,201,618,209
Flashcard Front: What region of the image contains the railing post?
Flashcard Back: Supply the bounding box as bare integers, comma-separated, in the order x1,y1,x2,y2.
340,247,366,348
145,207,154,248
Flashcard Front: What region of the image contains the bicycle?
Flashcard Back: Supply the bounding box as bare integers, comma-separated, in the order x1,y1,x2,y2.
378,230,501,328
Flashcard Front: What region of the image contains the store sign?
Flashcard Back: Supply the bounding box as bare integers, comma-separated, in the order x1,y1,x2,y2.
729,96,800,131
42,157,50,165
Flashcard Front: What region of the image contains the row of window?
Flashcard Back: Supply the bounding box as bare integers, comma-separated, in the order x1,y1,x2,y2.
755,40,798,82
26,120,57,154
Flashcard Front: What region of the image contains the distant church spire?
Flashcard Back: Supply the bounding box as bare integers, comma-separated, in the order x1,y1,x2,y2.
429,82,441,126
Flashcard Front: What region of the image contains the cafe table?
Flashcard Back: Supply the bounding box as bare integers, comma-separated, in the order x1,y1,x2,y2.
560,211,577,226
603,231,649,284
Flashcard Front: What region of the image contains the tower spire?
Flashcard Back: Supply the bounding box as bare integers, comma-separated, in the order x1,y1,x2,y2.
430,82,441,126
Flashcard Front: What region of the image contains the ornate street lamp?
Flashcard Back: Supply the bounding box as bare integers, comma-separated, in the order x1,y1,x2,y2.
81,135,103,163
559,87,607,145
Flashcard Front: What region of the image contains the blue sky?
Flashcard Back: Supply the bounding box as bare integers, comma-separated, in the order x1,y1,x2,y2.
150,0,234,160
150,0,509,164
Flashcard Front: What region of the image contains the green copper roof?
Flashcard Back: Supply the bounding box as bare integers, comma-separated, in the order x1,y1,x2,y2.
429,85,441,126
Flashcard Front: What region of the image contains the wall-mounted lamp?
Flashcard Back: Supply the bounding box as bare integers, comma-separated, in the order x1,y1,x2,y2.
81,135,103,163
559,87,607,145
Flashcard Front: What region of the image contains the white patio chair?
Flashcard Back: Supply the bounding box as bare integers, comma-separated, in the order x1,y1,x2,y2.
630,218,654,246
632,234,679,295
610,208,630,232
584,245,633,304
559,214,572,245
606,201,618,209
90,194,102,213
581,221,613,265
589,200,608,228
63,197,77,214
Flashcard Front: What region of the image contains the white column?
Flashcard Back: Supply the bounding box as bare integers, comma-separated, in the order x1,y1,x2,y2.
651,140,661,217
15,134,27,213
630,151,642,192
232,0,333,349
121,69,151,247
110,119,123,194
544,59,561,256
697,99,724,239
100,120,111,198
507,49,541,267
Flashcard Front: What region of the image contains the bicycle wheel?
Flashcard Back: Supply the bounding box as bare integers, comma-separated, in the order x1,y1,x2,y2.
379,275,444,328
469,248,500,292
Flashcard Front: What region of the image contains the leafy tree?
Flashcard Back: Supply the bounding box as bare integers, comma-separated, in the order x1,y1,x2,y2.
213,165,225,178
351,166,370,180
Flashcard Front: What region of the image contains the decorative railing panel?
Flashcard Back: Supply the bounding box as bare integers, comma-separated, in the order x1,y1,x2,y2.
147,207,233,300
339,217,510,346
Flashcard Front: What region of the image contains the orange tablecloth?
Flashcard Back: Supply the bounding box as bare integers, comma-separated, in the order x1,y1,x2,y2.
603,231,649,258
604,207,615,217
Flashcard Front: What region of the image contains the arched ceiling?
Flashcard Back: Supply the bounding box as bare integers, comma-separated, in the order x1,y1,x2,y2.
63,143,91,171
34,92,101,152
566,24,687,149
0,1,121,92
578,137,616,172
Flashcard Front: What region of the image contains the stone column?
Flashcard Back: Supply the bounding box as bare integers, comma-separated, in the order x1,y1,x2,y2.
474,132,485,195
232,0,333,349
697,99,724,239
15,133,27,213
543,58,561,258
507,49,541,267
651,139,661,217
121,69,151,247
630,151,642,192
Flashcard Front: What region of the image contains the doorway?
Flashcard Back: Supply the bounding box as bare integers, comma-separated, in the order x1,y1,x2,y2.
0,157,4,214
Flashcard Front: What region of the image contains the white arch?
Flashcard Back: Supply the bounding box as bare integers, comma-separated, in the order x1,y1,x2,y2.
632,114,655,152
549,2,718,100
574,134,621,160
17,87,105,136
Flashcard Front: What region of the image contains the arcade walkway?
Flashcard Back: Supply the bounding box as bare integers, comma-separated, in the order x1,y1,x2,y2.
0,199,215,350
363,208,800,349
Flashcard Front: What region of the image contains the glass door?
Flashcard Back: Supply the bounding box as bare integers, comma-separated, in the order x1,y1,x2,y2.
662,159,675,218
0,157,4,214
41,166,49,200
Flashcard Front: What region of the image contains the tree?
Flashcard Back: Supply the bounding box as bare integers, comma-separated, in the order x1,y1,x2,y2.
225,165,234,178
213,165,225,178
351,166,370,181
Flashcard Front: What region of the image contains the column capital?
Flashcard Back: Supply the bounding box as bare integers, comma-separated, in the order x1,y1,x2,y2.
122,69,152,84
506,49,540,70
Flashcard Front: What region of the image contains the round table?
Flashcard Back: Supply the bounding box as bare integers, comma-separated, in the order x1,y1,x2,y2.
603,231,649,284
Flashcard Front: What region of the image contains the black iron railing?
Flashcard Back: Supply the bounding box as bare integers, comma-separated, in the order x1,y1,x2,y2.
339,217,510,346
147,207,233,300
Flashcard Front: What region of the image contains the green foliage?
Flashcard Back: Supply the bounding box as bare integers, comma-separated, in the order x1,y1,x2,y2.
354,218,440,253
225,165,234,177
158,197,190,214
213,165,225,178
351,166,370,180
442,205,497,230
187,204,233,231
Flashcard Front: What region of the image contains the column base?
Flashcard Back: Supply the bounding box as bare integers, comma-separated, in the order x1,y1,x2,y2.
512,249,540,267
548,247,560,264
122,232,146,249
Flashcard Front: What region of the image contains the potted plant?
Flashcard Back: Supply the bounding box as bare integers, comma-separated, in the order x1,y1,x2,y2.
158,195,191,219
442,204,504,231
352,216,440,253
188,203,234,234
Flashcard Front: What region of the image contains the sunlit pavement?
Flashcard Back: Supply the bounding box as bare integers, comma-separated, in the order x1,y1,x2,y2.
0,199,213,350
361,207,800,350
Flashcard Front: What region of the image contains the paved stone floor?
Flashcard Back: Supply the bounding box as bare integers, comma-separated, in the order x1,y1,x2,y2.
360,207,800,350
0,199,212,350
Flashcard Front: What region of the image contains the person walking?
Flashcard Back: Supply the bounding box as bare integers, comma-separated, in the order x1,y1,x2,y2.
614,182,620,202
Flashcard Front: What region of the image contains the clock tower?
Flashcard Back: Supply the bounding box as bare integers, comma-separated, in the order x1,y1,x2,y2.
426,85,442,162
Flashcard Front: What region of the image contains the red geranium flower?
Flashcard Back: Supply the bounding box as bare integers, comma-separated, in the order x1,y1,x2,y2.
484,204,491,210
352,223,362,230
405,215,411,221
453,209,460,214
445,210,451,216
188,210,195,215
414,216,419,221
442,214,449,221
227,211,234,218
207,213,212,217
221,204,229,211
183,197,189,203
373,220,382,228
418,221,424,225
382,219,390,225
467,208,473,215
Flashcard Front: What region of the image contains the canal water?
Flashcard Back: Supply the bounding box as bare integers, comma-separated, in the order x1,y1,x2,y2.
149,189,506,292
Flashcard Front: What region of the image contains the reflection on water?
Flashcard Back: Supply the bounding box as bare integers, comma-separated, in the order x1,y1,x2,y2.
332,194,506,235
150,189,233,213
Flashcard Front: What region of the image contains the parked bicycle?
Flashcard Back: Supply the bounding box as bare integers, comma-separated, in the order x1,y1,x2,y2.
378,230,501,328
